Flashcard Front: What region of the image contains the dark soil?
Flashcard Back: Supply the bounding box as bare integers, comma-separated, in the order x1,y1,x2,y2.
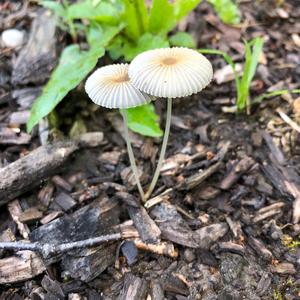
1,0,300,299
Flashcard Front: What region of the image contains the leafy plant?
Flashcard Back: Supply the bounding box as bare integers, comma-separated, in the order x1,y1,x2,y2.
207,0,240,24
125,104,163,137
237,37,264,113
28,0,202,134
200,37,264,113
27,24,122,132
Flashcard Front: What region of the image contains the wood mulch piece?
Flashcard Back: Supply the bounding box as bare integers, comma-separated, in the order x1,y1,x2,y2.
1,0,300,299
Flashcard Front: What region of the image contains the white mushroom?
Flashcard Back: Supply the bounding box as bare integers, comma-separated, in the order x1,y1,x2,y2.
85,64,151,109
128,47,213,98
128,47,213,199
85,63,152,201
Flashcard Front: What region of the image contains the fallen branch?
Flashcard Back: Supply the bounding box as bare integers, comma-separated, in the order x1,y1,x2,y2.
0,233,121,259
0,132,103,206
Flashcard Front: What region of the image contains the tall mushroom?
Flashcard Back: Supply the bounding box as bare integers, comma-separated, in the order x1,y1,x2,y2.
128,47,213,199
85,64,151,201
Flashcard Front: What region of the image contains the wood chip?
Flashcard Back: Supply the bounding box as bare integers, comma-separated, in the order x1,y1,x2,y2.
117,273,148,300
40,211,63,225
253,202,285,223
151,202,228,248
0,127,31,145
18,207,43,224
9,110,30,125
52,175,73,192
133,238,178,258
127,204,161,244
272,262,296,275
99,151,122,165
0,250,46,284
247,235,273,261
193,223,228,249
218,241,245,255
8,200,30,239
219,156,255,190
150,281,164,300
182,162,222,190
55,192,77,212
0,228,16,257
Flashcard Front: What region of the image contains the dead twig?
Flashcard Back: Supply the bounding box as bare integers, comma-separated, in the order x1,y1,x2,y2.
277,108,300,134
0,233,121,258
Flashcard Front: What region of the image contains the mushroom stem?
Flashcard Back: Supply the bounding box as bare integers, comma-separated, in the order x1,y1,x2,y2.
145,98,172,200
122,109,146,202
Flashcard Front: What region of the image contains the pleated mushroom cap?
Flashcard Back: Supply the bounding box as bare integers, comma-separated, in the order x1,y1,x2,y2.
128,47,213,98
85,64,152,109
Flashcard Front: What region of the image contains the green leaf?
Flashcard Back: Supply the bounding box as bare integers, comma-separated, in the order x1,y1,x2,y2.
149,0,176,35
237,37,263,111
207,0,240,24
67,0,120,24
41,1,65,17
125,103,163,137
174,0,202,20
87,23,125,48
169,32,196,48
107,36,124,60
27,45,105,132
27,25,122,132
123,33,169,61
123,0,148,40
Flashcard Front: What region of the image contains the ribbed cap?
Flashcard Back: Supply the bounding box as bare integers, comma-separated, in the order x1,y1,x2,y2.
85,64,152,108
128,47,213,98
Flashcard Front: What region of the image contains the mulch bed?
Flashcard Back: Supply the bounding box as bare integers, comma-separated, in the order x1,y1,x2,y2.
1,0,300,299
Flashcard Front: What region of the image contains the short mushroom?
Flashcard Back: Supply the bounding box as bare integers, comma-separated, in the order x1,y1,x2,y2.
128,47,213,199
85,63,151,201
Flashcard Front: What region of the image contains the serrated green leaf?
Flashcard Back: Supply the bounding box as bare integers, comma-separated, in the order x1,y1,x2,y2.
125,103,163,137
174,0,202,20
207,0,240,24
27,25,122,132
67,0,120,24
169,32,196,48
149,0,176,35
123,33,169,61
123,0,148,40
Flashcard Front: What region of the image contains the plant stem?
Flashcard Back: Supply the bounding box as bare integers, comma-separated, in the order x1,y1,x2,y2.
145,98,172,200
122,110,145,202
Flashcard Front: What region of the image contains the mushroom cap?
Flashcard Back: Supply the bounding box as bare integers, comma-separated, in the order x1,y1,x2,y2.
85,64,152,109
128,47,213,98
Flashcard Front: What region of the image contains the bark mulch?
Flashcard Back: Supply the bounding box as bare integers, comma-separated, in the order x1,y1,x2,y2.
0,0,300,299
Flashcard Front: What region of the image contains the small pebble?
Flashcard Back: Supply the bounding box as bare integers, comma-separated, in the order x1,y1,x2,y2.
1,29,24,48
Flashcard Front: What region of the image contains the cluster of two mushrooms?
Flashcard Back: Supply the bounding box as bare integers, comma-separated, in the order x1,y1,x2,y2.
85,47,213,203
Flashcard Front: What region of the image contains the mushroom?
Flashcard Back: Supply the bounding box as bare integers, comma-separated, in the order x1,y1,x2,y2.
128,47,213,199
85,63,151,201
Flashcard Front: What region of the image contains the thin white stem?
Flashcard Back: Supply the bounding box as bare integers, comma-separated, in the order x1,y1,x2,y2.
122,110,146,202
145,98,172,200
